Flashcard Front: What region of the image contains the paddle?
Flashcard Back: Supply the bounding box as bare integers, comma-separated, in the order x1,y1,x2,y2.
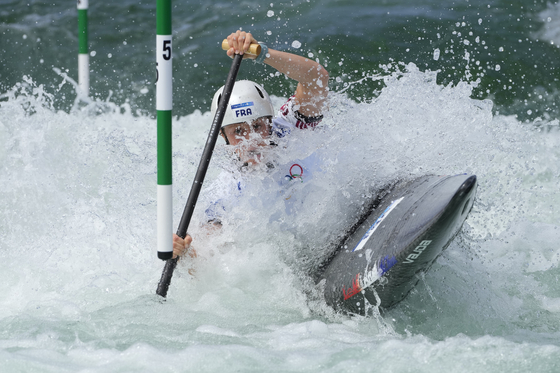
156,52,244,298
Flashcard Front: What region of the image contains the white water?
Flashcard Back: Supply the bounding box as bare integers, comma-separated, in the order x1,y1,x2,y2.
2,66,560,371
537,2,560,47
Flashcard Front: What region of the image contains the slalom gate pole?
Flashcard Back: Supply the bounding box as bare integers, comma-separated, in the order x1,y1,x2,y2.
77,0,89,96
156,53,244,298
156,0,173,261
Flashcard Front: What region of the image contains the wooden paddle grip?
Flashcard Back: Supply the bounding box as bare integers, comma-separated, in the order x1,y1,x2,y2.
221,39,261,57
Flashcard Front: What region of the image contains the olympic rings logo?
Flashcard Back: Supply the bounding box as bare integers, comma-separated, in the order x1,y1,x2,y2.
286,163,304,182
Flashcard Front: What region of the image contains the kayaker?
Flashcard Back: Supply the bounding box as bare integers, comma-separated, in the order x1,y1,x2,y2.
173,29,329,260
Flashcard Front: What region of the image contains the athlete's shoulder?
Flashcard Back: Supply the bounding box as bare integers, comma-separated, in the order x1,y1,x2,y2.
272,96,323,137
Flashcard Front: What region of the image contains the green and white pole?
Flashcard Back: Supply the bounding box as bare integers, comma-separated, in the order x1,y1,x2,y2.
156,0,173,260
77,0,89,96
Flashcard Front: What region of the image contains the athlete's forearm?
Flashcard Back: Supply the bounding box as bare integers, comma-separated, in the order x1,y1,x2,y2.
264,48,329,117
264,49,328,93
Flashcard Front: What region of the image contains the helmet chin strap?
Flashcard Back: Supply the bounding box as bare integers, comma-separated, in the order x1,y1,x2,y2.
221,127,230,145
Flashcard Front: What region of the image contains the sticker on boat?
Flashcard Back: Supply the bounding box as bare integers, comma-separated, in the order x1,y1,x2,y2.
352,197,404,252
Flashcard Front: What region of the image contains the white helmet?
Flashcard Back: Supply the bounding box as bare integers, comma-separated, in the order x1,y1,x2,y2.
211,80,275,127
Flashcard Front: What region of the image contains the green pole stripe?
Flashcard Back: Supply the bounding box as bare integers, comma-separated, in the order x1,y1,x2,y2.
78,9,88,54
157,110,172,185
156,0,171,35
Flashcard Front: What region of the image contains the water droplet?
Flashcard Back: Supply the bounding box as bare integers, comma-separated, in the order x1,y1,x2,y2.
291,40,301,49
267,10,274,17
433,48,440,61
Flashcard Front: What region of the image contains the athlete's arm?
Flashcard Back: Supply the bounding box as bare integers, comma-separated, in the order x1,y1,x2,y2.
225,31,329,118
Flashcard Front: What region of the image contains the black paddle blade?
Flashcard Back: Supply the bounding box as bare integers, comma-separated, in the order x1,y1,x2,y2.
156,257,178,297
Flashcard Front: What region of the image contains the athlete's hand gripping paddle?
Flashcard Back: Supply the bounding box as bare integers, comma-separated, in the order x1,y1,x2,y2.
156,53,244,298
221,39,261,57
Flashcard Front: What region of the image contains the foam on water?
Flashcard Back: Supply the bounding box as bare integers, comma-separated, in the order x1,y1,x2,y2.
536,2,560,47
2,64,560,370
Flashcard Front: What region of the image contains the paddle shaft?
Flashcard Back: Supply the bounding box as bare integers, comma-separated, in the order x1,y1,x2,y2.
156,53,244,297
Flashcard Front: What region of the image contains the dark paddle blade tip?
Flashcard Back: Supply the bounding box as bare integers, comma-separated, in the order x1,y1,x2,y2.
156,257,179,298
